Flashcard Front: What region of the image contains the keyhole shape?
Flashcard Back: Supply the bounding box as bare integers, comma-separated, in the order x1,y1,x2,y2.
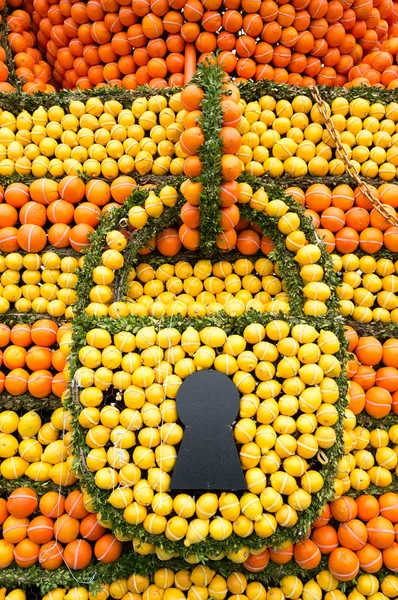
170,370,247,491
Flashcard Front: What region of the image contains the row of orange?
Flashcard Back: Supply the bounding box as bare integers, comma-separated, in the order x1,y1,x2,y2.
346,330,398,416
0,176,135,253
289,183,398,255
0,487,122,570
2,485,398,579
4,0,398,92
0,321,69,397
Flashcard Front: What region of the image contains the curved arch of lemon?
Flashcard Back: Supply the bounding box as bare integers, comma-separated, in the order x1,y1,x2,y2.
64,174,350,558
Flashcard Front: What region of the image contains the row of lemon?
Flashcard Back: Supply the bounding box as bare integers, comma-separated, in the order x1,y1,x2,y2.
37,570,398,600
239,96,398,179
0,407,76,486
0,96,187,179
0,252,81,318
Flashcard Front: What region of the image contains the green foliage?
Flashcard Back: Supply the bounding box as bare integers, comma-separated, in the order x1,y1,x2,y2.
0,3,19,89
191,60,225,253
239,79,398,105
0,85,182,114
0,393,61,411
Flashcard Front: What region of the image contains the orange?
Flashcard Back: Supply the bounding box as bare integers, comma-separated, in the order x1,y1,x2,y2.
311,525,339,554
359,228,384,254
367,516,395,549
237,230,260,255
356,495,380,522
2,516,29,543
14,538,40,568
331,497,358,522
5,368,29,395
221,100,242,127
352,365,376,390
69,223,94,252
0,204,18,227
0,227,19,252
179,126,205,156
53,514,80,544
365,387,392,418
382,542,398,571
379,493,398,523
335,227,359,253
305,184,332,211
110,176,136,204
356,337,383,366
383,339,398,368
180,84,204,111
7,488,38,518
216,228,237,251
4,183,30,208
47,200,75,224
39,541,64,570
268,542,294,564
58,176,85,204
243,549,270,572
27,516,54,544
179,224,200,251
157,228,182,256
94,533,123,563
17,224,47,252
64,491,89,519
328,547,360,581
28,370,53,398
348,381,365,415
344,325,359,352
0,499,9,526
31,320,58,347
26,346,52,371
39,492,65,519
85,180,111,207
80,513,106,541
3,346,27,370
48,224,71,249
312,505,332,528
338,519,368,551
294,539,322,569
375,367,398,393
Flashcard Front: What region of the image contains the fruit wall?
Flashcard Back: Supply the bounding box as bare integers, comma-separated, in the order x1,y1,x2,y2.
0,2,397,600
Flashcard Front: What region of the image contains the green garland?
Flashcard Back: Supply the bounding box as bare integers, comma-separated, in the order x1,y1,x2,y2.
0,171,394,195
190,60,224,254
0,85,182,114
113,176,185,302
0,392,61,411
1,76,397,116
0,547,397,595
0,311,67,328
72,184,181,319
344,318,398,340
238,79,398,105
238,176,341,316
0,3,19,89
355,411,398,430
0,476,78,495
0,552,362,595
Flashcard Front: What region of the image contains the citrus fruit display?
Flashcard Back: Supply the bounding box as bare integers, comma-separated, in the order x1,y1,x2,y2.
0,4,397,594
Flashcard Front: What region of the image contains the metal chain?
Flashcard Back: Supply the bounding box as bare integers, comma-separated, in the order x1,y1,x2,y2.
311,86,398,228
